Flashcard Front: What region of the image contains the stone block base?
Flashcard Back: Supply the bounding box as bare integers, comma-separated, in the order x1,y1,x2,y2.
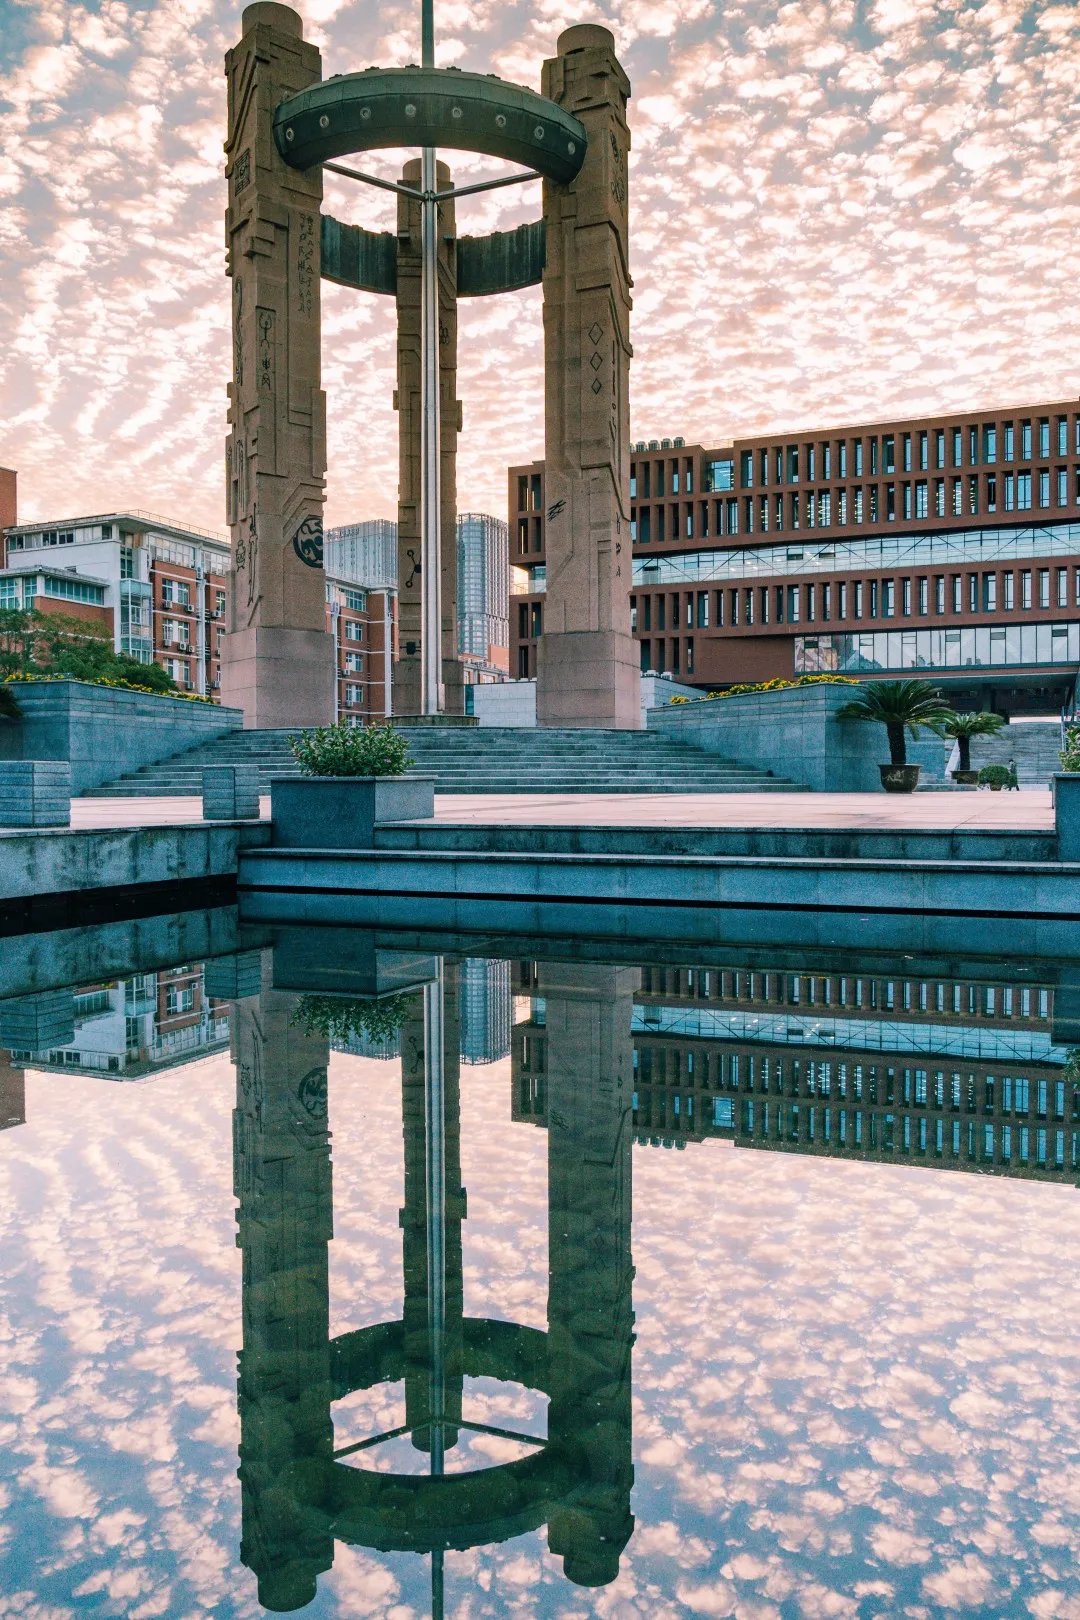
220,626,336,730
203,765,261,821
536,632,641,729
270,774,435,850
0,761,71,827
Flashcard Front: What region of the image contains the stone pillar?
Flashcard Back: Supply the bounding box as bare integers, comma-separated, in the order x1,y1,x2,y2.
537,27,639,730
232,951,335,1610
542,963,636,1585
399,967,466,1451
393,159,464,718
221,2,336,730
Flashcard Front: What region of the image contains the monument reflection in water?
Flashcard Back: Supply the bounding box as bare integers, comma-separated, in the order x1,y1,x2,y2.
226,947,636,1614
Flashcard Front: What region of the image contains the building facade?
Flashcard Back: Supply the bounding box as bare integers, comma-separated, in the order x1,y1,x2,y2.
0,499,396,720
325,520,398,592
457,512,509,678
511,398,1080,714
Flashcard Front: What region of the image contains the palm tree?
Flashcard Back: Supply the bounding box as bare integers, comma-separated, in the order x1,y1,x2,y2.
931,710,1005,774
836,680,955,767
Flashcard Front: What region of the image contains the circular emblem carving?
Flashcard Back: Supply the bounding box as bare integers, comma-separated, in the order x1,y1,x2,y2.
298,1066,328,1119
292,515,324,568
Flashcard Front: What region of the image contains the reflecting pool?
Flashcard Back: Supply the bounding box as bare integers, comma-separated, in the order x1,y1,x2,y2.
1,913,1079,1616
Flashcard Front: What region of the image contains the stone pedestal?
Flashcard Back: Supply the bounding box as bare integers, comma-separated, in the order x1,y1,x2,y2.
537,26,639,730
203,764,261,821
0,761,71,828
221,3,335,729
394,159,464,718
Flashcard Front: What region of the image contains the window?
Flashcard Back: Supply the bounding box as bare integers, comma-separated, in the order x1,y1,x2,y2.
935,575,945,614
344,651,363,672
1058,468,1068,506
838,582,848,618
1039,418,1050,457
952,575,962,613
935,429,945,469
162,579,191,607
1039,568,1050,608
1004,422,1014,460
983,425,996,463
1017,472,1032,510
902,483,912,520
1058,416,1068,456
740,451,753,489
758,449,768,485
1021,420,1032,459
918,576,928,615
854,581,863,618
968,476,979,514
838,442,848,477
1021,569,1032,609
344,620,364,641
952,428,962,466
934,479,945,517
951,479,962,516
902,434,912,472
787,446,799,483
1039,470,1051,508
787,584,800,622
918,431,928,471
629,472,637,499
162,619,189,647
807,445,816,481
854,440,864,476
1058,567,1068,608
983,572,996,612
165,986,195,1015
1004,473,1015,511
343,588,367,611
344,683,363,704
901,578,911,616
1003,572,1014,610
915,480,928,518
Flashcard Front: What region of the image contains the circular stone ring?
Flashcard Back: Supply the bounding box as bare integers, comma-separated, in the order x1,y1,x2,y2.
274,66,587,185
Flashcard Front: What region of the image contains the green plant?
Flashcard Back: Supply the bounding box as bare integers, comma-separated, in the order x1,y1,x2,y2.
3,672,214,703
1060,725,1080,772
665,674,860,706
0,683,19,719
291,991,417,1046
288,719,414,778
978,764,1013,788
931,710,1005,774
836,680,955,767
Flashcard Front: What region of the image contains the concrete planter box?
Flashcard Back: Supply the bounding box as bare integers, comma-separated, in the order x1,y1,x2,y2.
648,683,949,792
0,761,71,827
1054,773,1080,860
270,775,435,850
0,680,242,794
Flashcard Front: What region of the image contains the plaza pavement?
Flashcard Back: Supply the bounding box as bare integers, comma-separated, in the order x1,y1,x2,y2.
69,788,1054,832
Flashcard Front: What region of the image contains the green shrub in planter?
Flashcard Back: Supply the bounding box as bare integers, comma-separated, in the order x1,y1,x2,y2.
978,764,1013,790
1060,725,1080,773
289,719,414,778
0,685,19,720
291,990,417,1046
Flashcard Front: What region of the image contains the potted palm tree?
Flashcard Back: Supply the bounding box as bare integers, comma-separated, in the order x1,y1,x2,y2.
270,720,434,849
932,710,1005,784
837,680,955,793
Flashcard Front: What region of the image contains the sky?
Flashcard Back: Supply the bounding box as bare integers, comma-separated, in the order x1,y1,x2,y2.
1,0,1079,534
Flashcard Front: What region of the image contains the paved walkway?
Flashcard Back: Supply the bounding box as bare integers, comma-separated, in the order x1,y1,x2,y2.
69,788,1054,832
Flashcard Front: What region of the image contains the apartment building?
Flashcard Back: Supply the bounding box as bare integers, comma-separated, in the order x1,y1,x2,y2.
0,497,396,718
510,398,1080,715
457,511,510,677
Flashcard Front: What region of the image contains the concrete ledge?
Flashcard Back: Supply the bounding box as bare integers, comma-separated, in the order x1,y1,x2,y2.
238,844,1080,919
0,821,270,903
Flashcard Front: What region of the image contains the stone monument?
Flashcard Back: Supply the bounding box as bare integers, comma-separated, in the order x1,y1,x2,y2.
223,1,637,729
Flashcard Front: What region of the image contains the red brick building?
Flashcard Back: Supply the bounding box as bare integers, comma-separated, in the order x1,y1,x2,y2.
511,398,1080,715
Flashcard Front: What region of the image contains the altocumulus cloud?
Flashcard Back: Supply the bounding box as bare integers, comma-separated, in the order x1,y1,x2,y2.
1,0,1079,531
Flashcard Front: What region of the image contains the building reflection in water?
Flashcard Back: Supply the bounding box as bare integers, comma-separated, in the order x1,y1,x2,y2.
514,957,1080,1182
226,948,636,1613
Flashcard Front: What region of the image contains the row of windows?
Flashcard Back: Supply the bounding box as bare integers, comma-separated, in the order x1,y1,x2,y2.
632,567,1080,633
630,523,1080,587
736,416,1078,489
630,470,1080,545
640,970,1050,1019
795,621,1080,673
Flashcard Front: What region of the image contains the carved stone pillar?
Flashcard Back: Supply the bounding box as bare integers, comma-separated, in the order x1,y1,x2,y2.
537,26,639,730
393,159,464,718
222,2,335,729
231,951,335,1611
542,962,636,1585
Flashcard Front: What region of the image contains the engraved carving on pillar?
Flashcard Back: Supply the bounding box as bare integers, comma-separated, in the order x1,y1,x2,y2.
537,26,639,728
393,158,463,718
223,4,334,726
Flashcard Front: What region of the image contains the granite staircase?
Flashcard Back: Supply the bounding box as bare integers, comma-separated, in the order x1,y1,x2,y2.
82,724,800,797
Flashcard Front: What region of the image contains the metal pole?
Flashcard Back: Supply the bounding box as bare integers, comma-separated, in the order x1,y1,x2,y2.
423,963,446,1477
420,0,443,715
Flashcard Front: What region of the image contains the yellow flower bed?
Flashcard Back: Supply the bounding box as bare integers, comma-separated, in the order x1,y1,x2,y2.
2,673,215,704
666,675,860,706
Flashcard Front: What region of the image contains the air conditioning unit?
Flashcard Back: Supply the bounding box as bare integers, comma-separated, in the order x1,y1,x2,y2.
659,671,674,681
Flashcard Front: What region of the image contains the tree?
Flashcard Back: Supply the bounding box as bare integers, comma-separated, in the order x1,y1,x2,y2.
837,680,955,767
932,710,1005,774
0,608,181,694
